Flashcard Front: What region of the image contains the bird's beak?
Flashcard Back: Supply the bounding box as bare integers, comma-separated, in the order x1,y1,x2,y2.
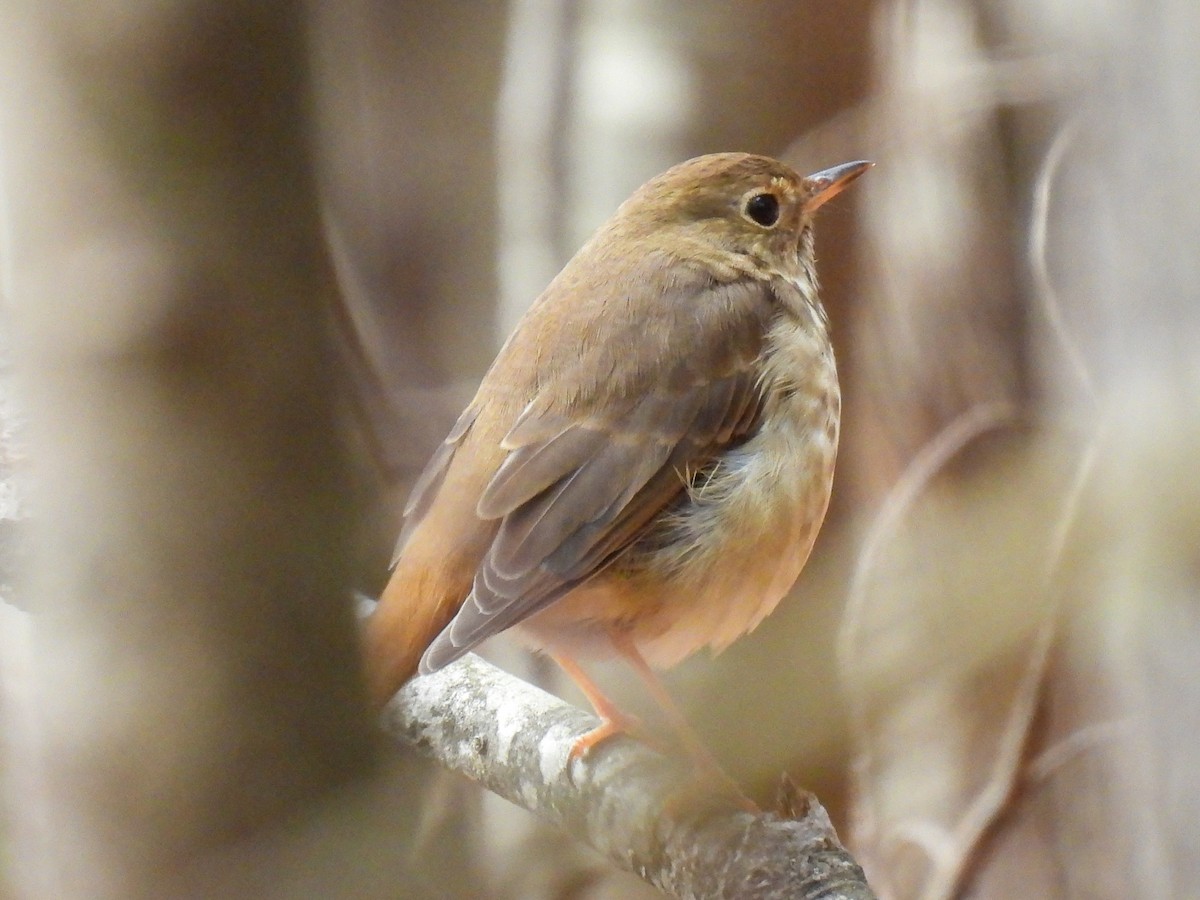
801,160,872,214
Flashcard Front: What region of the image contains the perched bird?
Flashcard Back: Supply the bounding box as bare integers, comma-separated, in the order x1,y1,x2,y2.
364,152,869,757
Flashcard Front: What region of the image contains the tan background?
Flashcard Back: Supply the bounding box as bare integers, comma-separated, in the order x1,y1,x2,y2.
2,0,1196,896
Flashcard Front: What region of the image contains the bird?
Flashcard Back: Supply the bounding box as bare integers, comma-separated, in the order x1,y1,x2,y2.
363,152,869,760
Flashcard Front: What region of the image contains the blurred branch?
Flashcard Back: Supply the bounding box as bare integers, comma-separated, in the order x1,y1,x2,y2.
1027,119,1095,404
0,3,415,895
495,0,578,333
381,652,876,900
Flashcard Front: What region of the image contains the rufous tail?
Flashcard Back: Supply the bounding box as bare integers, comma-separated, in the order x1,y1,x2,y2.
361,556,468,710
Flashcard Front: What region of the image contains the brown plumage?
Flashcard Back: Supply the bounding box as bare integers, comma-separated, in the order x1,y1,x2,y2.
363,153,869,751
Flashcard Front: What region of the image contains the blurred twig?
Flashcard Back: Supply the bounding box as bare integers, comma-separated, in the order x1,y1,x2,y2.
495,0,578,334
843,400,1019,628
921,431,1102,900
1028,119,1095,403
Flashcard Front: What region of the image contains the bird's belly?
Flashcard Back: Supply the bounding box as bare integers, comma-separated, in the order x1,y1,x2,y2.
520,380,838,668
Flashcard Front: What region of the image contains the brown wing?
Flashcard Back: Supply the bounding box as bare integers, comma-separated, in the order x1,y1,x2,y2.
389,406,479,566
418,276,774,673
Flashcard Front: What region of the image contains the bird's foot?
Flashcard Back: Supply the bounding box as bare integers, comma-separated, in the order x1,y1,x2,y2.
569,706,681,760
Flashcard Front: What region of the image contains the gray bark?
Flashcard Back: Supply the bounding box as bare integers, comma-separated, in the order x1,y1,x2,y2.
384,653,876,900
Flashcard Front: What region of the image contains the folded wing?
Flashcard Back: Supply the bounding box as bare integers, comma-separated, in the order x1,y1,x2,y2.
419,276,776,672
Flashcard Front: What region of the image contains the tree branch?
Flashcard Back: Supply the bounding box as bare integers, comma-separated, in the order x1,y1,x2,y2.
381,653,876,900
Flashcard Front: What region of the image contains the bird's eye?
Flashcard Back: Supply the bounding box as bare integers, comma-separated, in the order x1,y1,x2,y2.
743,192,780,228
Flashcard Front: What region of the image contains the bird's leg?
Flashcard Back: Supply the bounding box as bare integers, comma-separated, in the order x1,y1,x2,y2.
608,631,755,809
606,631,720,773
550,652,648,760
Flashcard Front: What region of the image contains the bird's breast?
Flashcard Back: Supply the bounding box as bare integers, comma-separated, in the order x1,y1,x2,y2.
521,309,840,668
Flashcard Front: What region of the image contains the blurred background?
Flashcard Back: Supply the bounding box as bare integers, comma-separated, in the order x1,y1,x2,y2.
2,0,1198,897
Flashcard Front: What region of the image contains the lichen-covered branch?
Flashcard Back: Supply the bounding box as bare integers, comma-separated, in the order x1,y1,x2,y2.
381,654,876,900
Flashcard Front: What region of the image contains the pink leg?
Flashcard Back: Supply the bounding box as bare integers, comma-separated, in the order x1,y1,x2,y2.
550,652,643,760
608,631,749,801
554,640,758,810
609,638,758,816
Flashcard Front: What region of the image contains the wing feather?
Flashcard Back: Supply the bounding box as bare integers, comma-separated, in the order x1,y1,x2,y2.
418,277,775,672
390,407,480,565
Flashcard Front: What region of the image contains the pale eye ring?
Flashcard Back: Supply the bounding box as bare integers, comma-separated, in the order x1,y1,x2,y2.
743,192,780,228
